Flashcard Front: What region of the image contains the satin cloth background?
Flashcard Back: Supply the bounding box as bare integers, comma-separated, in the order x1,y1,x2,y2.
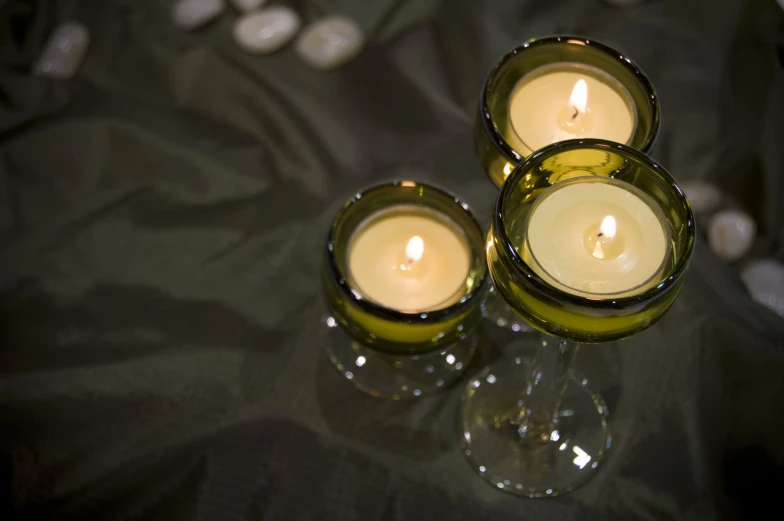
1,1,784,520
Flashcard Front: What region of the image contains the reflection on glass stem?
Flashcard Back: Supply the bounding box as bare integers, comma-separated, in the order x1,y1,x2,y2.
513,339,578,448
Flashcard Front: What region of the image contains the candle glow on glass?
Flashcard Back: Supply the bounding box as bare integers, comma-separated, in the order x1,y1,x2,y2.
349,206,471,312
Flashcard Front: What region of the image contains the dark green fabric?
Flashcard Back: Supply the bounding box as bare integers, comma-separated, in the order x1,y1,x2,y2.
1,1,784,520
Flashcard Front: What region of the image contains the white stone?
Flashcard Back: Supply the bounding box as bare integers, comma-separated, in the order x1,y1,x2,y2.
33,22,90,79
708,210,756,261
296,15,364,70
233,7,300,54
741,259,784,318
172,0,226,30
681,180,723,214
230,0,267,11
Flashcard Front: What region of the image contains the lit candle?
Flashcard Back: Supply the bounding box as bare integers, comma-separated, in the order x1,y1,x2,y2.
507,64,636,158
348,206,471,312
523,177,671,298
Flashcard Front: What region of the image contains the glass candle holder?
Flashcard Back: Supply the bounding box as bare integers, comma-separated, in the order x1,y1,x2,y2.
323,181,489,399
475,35,660,189
475,35,661,332
460,139,695,496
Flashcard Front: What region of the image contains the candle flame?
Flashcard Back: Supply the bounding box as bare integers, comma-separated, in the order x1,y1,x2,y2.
569,79,588,115
406,236,424,263
600,215,616,239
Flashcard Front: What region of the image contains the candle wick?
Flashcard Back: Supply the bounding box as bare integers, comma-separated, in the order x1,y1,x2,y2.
597,232,604,237
571,105,579,119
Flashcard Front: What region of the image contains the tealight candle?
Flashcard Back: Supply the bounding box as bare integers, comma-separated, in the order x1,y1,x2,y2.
475,37,660,189
322,181,489,399
524,177,670,298
348,206,471,312
507,64,636,157
463,141,695,501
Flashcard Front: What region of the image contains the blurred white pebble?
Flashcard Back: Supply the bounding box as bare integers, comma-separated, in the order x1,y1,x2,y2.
172,0,226,30
33,22,89,79
230,0,267,11
233,7,300,54
708,210,756,261
741,260,784,318
296,15,364,70
682,180,722,214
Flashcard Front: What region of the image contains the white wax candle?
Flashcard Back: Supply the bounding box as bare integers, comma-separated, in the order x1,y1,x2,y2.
507,64,635,158
524,178,670,298
348,206,471,312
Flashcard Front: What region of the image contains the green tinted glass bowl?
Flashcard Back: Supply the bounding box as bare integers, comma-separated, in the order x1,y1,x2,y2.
487,139,695,343
476,35,661,188
323,181,489,355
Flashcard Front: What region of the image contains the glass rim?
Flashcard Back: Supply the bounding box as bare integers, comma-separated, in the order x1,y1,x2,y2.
325,180,490,324
479,35,661,163
493,138,695,308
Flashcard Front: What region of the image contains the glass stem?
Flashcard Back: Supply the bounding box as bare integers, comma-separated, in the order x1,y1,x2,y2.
513,336,579,446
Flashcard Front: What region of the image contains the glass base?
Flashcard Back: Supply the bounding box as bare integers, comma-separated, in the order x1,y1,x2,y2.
324,316,477,399
481,284,535,332
459,358,611,497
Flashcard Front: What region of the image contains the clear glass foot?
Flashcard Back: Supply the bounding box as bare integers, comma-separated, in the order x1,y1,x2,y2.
481,283,535,332
324,316,476,399
459,348,610,497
